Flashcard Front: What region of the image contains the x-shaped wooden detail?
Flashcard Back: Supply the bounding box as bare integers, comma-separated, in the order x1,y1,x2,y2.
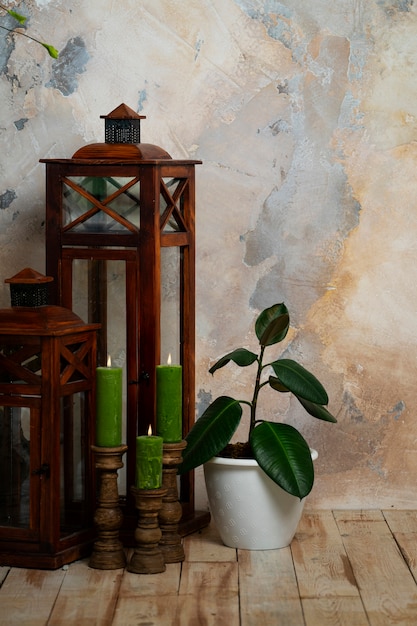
59,335,94,385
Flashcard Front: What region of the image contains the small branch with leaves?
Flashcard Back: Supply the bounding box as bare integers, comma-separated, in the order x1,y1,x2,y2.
0,3,58,58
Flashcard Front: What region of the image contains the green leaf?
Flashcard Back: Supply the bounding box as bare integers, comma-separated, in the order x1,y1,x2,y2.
209,348,258,375
8,10,26,24
296,396,337,423
269,375,290,393
250,421,314,499
178,396,242,474
255,303,289,347
271,359,329,405
41,43,59,59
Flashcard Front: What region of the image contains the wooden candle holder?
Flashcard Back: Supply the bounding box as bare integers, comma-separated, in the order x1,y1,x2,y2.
128,486,167,574
89,444,128,570
159,440,187,563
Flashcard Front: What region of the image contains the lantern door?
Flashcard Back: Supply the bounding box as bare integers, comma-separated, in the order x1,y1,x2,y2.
0,396,42,545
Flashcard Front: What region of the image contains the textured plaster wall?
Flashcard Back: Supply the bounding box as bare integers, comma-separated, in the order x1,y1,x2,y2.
1,0,417,509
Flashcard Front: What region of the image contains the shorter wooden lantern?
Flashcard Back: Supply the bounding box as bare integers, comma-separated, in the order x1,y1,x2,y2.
0,305,99,568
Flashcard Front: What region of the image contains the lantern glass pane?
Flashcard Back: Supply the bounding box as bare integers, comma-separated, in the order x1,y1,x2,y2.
60,392,89,534
161,246,181,364
0,405,31,528
63,176,140,232
71,258,128,495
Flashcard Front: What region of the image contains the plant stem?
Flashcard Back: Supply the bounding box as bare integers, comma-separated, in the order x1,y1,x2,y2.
0,24,58,57
249,345,265,436
1,23,38,46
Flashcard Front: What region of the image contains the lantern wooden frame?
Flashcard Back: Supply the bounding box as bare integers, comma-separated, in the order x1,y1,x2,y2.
0,306,99,568
41,139,208,533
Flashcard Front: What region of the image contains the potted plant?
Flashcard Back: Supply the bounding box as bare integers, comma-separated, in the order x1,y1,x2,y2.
178,302,337,549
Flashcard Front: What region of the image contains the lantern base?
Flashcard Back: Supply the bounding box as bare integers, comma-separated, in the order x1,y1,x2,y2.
0,535,94,570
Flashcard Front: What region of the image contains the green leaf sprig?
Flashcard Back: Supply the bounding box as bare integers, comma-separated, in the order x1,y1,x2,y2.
0,4,58,58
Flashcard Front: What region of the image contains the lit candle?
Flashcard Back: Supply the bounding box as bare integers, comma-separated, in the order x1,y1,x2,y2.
135,426,163,489
95,355,123,447
156,354,182,442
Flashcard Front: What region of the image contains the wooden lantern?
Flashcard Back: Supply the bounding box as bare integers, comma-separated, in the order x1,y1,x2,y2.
41,105,209,534
0,305,99,568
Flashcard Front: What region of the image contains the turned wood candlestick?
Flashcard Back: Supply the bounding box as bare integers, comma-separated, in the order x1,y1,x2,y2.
89,444,128,570
127,486,167,574
159,440,187,563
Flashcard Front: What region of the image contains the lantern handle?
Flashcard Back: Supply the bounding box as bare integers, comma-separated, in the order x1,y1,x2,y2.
32,463,50,478
130,371,151,383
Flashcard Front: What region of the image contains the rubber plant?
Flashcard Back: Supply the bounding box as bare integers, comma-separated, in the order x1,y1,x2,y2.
0,3,58,58
179,303,337,499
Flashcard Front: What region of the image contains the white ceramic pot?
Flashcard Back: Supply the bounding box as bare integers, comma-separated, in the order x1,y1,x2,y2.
204,449,318,550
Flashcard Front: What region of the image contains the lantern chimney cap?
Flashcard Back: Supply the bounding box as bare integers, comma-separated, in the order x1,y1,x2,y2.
100,103,146,121
100,103,145,145
5,268,53,284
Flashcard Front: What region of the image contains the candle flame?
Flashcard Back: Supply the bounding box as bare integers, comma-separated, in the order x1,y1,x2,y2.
167,353,172,365
148,424,152,436
107,355,112,367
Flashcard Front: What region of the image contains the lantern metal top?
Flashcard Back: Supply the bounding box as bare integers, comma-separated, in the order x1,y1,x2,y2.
5,267,53,284
71,102,172,160
100,102,145,145
5,267,54,307
100,102,145,121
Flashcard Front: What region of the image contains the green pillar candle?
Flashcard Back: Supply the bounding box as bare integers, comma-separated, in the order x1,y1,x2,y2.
135,432,163,489
156,363,182,442
95,361,123,447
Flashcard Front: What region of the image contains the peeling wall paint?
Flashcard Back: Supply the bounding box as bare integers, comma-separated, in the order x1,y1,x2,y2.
0,189,16,209
1,0,417,509
46,37,89,96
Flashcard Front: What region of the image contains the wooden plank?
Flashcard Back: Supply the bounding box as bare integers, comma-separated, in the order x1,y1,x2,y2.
3,511,417,626
383,510,417,583
334,510,417,625
292,511,361,598
118,561,181,596
114,596,180,626
0,567,65,626
239,547,304,626
382,510,417,534
113,562,181,625
184,523,237,562
334,509,384,522
177,561,239,625
48,559,123,626
0,566,9,585
303,597,370,626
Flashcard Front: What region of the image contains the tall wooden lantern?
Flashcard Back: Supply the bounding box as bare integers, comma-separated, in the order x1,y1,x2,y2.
0,303,99,568
41,104,208,532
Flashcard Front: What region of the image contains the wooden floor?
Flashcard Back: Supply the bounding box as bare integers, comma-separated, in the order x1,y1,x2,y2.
1,510,417,625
